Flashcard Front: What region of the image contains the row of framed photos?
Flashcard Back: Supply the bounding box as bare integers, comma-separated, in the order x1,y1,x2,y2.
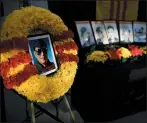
75,21,146,48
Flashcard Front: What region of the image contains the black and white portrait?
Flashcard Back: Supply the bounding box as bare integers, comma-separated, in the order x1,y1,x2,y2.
91,21,109,45
104,21,119,44
119,22,134,43
133,22,146,43
75,21,95,48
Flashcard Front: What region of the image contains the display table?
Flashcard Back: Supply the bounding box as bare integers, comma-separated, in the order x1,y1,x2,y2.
71,56,146,122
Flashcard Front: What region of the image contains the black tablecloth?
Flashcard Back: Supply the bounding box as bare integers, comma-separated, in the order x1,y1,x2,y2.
71,56,146,122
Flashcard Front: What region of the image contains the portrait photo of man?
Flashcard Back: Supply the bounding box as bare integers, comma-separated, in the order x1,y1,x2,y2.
95,27,104,45
91,21,109,45
122,29,132,42
75,21,95,48
104,21,119,44
28,34,58,76
119,22,134,43
33,39,55,74
80,27,92,47
107,26,119,43
133,22,146,43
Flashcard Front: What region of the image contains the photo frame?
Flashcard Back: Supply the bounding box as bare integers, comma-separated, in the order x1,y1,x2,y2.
91,21,109,45
104,21,119,44
75,21,96,48
133,21,146,43
28,34,58,76
119,21,134,43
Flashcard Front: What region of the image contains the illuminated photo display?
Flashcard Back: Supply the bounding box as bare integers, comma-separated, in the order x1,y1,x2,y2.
91,21,109,45
104,21,119,44
75,21,96,48
133,22,146,43
119,21,134,43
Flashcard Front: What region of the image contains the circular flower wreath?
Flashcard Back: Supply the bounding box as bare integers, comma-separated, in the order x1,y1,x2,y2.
0,6,79,103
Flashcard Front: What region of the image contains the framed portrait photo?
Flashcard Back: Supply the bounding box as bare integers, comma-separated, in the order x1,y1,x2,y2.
119,21,134,43
104,21,119,44
91,21,109,45
133,22,146,43
28,34,58,76
75,21,96,48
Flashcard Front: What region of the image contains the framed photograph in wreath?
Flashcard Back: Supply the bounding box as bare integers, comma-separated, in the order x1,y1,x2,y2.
91,21,109,45
104,21,119,44
119,21,134,43
133,22,146,43
28,34,58,76
75,21,96,48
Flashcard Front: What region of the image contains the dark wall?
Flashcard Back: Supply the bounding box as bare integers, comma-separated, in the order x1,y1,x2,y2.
0,1,4,17
48,1,146,47
48,1,96,47
48,1,96,26
48,1,146,122
137,1,146,21
48,1,146,24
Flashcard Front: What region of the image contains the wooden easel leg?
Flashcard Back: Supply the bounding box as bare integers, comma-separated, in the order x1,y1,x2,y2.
30,102,36,123
63,95,75,123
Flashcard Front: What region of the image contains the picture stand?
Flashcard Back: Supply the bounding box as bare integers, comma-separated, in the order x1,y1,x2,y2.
22,94,75,123
0,79,75,123
30,102,35,123
63,95,75,123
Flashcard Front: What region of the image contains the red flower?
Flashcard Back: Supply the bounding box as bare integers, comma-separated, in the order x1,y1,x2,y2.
57,53,79,64
55,41,78,54
3,77,13,89
53,30,74,41
128,45,143,57
0,37,29,53
117,49,122,55
0,52,37,89
2,64,38,88
107,50,120,60
0,62,10,77
1,39,78,89
57,48,63,53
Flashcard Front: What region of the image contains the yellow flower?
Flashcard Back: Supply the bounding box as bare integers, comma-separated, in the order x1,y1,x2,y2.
116,47,132,59
0,6,68,40
13,62,77,103
63,49,77,55
140,46,147,54
1,49,25,62
87,51,108,63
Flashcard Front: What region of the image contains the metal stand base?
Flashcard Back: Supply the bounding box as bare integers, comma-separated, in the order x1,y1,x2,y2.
21,94,75,123
30,102,35,123
63,95,75,123
1,84,75,123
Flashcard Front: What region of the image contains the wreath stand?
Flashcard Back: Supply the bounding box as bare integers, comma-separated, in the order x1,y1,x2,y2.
0,5,78,123
1,80,75,123
16,91,75,123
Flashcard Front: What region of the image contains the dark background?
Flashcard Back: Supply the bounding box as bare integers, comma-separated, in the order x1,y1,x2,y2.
48,1,96,48
0,0,146,122
48,1,146,122
48,1,146,47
